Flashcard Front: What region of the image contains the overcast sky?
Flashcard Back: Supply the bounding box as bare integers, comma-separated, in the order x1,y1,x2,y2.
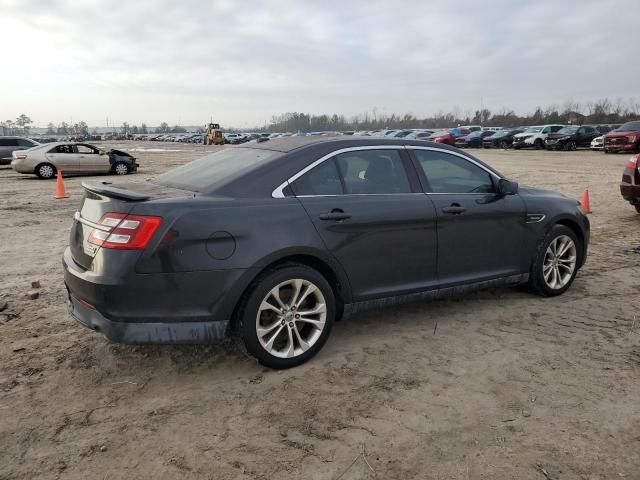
1,0,638,128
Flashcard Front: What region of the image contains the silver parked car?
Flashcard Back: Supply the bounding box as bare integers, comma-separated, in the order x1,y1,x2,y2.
11,142,138,179
0,137,39,165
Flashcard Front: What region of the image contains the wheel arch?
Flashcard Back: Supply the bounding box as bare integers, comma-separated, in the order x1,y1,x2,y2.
225,248,352,330
552,217,587,265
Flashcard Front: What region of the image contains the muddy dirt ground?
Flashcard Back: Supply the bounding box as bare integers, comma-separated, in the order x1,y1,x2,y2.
1,142,639,479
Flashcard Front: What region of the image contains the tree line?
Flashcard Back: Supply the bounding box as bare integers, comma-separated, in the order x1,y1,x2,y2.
262,98,640,132
3,97,640,137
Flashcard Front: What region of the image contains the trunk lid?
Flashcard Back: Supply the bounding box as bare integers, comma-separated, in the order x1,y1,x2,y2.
69,181,191,270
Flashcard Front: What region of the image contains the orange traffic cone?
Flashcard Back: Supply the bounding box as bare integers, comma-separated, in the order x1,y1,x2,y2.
55,170,69,199
580,187,591,214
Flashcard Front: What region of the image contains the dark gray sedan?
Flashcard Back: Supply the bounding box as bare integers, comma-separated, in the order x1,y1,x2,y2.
64,137,589,368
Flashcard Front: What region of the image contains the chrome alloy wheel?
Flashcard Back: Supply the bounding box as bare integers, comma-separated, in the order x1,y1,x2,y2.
543,235,577,290
114,163,129,175
255,279,326,359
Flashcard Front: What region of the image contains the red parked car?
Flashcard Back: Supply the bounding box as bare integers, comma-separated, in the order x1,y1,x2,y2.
620,154,640,213
604,121,640,154
427,128,471,145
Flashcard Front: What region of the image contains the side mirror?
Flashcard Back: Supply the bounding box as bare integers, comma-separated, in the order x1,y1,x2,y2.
498,178,518,195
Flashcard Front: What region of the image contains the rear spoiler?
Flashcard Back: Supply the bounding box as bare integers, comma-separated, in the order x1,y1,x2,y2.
82,182,150,201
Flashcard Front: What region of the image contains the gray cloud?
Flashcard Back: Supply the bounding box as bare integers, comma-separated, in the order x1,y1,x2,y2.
0,0,637,127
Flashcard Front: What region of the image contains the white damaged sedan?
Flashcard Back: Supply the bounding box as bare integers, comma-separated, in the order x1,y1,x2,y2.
11,142,138,179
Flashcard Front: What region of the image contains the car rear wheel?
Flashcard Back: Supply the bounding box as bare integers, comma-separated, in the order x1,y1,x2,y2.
566,141,577,151
528,225,580,296
534,139,543,149
113,162,129,175
238,264,335,369
499,140,510,149
35,163,56,179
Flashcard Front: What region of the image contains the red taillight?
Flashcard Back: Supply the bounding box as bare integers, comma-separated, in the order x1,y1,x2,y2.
626,154,639,170
88,213,163,250
14,154,27,160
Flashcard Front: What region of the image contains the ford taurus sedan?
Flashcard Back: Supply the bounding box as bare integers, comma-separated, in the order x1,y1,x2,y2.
11,142,138,178
64,137,589,368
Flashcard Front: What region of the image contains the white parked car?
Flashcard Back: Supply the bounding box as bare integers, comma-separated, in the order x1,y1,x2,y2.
11,142,138,179
512,124,565,149
590,136,604,151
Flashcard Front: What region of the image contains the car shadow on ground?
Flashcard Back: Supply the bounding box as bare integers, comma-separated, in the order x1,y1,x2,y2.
90,285,532,374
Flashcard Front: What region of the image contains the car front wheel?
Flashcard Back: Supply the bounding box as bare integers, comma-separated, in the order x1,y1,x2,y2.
113,162,129,175
528,225,580,296
238,264,335,369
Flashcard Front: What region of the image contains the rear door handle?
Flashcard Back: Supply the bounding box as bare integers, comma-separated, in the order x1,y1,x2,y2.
441,205,466,215
319,209,351,221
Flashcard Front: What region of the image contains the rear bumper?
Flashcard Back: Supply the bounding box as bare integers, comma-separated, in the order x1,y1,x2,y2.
68,294,228,344
63,247,247,344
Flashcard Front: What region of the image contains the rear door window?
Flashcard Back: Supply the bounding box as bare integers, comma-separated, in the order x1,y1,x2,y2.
335,150,411,194
293,159,343,196
48,144,75,153
0,138,19,146
292,149,412,196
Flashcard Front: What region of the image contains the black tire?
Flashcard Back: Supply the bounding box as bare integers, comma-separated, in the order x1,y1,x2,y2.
35,163,56,179
635,143,640,154
499,140,510,149
534,139,544,150
238,264,335,369
604,149,610,154
634,205,640,214
566,141,577,151
112,162,130,175
528,224,581,297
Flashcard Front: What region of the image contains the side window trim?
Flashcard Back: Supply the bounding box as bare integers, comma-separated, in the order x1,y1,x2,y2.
273,145,415,198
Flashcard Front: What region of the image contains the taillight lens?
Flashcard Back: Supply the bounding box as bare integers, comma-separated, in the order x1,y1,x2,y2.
88,213,163,250
14,154,27,160
626,154,639,170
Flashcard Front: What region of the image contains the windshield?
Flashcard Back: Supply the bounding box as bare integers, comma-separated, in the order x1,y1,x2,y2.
615,122,640,132
491,130,509,138
522,127,542,133
153,148,280,192
431,130,449,136
557,126,578,135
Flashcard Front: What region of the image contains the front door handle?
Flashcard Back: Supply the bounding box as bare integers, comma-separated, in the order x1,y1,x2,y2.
319,209,351,221
441,204,466,215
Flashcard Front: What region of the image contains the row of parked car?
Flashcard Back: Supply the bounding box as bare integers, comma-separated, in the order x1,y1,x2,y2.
351,123,638,152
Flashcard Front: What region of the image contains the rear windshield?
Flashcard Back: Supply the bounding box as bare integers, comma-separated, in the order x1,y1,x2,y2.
153,148,279,192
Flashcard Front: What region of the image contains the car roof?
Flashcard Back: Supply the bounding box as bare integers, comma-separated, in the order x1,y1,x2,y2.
236,135,471,154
